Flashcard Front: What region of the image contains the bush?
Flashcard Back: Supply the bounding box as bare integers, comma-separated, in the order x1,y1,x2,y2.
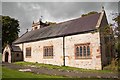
103,58,118,71
118,42,120,58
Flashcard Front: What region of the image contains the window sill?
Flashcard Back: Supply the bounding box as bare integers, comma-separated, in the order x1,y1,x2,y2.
75,57,92,59
43,56,53,59
26,56,31,58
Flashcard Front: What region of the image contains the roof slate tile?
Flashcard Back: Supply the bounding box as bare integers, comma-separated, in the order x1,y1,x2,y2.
13,13,101,44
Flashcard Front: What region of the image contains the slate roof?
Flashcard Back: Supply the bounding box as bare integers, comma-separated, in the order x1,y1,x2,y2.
13,12,101,44
11,46,22,52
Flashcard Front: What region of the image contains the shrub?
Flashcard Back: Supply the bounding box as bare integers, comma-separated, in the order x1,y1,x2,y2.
103,58,118,71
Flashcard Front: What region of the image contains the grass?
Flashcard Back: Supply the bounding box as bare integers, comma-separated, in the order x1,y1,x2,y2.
0,53,2,79
2,67,114,80
2,67,65,78
14,61,115,73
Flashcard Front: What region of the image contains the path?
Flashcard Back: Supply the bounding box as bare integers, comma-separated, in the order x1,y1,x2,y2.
2,62,118,78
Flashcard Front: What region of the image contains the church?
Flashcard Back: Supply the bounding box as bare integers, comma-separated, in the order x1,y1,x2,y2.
2,9,114,70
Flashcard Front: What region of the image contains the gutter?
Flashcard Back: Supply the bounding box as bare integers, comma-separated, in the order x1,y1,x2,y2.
63,35,65,66
22,43,24,61
13,29,96,44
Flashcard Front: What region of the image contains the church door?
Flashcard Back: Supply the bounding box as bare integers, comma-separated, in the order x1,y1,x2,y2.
5,52,9,62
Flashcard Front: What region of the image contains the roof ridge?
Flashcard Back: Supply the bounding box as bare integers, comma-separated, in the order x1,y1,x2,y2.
57,12,100,25
12,31,28,44
13,12,102,44
27,12,101,32
33,12,101,30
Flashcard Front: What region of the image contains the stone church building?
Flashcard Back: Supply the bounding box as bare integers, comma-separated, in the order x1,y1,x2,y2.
2,9,114,70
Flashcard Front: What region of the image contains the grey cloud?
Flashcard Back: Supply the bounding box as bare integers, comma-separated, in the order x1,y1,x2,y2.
2,2,118,36
0,2,1,15
2,0,120,2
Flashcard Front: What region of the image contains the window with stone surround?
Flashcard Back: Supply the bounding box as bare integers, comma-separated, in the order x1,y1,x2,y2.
26,47,31,57
43,46,53,59
75,43,91,59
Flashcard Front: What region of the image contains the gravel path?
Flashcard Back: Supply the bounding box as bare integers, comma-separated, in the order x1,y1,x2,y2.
2,62,118,79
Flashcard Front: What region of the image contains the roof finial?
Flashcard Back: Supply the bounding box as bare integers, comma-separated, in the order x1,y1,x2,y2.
39,16,43,22
26,29,28,32
102,6,104,11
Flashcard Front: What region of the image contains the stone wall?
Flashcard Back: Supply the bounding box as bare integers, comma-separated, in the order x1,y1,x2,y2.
13,52,23,62
65,32,102,70
99,11,110,66
16,31,102,70
2,45,12,63
19,37,64,66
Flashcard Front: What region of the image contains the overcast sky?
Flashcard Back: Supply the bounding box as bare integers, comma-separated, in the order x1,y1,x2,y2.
2,2,118,36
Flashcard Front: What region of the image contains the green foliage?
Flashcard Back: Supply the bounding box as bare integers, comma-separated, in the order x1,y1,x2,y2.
0,15,2,52
2,16,20,49
103,58,118,71
113,15,120,24
113,15,120,39
91,25,113,36
113,15,120,59
92,25,114,59
100,25,113,36
118,42,120,53
81,11,98,17
117,41,120,59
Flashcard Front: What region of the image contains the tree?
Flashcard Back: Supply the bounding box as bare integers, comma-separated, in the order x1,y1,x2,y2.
113,15,120,71
113,15,120,39
0,15,2,52
2,16,20,49
113,15,120,59
81,11,98,17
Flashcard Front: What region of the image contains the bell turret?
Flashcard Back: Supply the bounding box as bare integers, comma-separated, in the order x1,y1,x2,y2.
32,16,49,30
32,21,40,30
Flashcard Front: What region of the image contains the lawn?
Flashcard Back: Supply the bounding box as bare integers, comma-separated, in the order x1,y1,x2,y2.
2,67,113,80
0,54,2,79
14,61,116,73
2,67,64,78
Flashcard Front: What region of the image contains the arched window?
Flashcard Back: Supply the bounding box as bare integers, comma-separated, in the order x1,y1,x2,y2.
79,46,82,56
49,48,51,56
46,48,48,56
75,43,91,59
87,46,90,56
51,47,53,56
44,48,46,56
83,46,86,56
76,47,79,56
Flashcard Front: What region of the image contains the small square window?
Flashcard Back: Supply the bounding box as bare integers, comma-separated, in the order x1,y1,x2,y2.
43,46,53,59
26,47,31,57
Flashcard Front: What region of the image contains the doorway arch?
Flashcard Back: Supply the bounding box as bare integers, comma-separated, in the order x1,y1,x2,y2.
5,52,9,62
